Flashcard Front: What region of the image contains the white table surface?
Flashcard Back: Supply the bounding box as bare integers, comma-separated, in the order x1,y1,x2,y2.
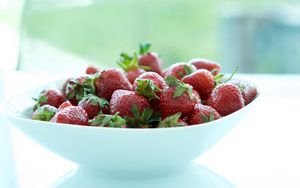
1,72,300,188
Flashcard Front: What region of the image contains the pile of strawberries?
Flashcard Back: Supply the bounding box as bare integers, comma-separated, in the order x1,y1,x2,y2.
31,43,257,128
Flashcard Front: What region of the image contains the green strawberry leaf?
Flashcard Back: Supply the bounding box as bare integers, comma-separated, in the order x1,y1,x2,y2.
173,85,187,98
223,66,239,83
135,79,161,100
200,112,209,123
209,112,215,122
165,76,184,86
139,42,152,55
131,104,140,119
117,52,139,72
184,65,194,75
158,113,186,128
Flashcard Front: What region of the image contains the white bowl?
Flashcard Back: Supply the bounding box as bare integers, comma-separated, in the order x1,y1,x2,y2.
0,79,258,187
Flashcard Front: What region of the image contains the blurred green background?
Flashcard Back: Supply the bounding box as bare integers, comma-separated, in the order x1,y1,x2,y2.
1,0,300,73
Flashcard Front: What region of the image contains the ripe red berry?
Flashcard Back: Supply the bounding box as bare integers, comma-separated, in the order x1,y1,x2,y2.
164,62,196,80
189,58,221,76
182,69,215,100
207,83,245,116
86,66,100,75
50,106,89,126
78,94,109,119
229,80,257,105
188,103,220,125
33,89,65,111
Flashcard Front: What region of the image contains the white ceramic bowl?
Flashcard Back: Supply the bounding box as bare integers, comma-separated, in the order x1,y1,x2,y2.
0,79,258,182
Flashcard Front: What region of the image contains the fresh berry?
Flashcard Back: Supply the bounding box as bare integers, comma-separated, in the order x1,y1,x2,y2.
133,72,166,101
86,66,100,75
58,101,73,110
229,80,257,105
78,94,109,119
50,106,88,126
160,76,200,118
117,53,146,84
94,68,132,101
188,103,220,125
207,83,245,116
33,89,65,111
164,62,196,80
110,90,150,118
32,105,58,121
182,69,215,100
158,113,187,128
189,58,221,76
138,43,163,75
89,112,127,128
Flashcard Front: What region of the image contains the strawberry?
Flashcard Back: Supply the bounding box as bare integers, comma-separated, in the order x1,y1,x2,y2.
160,76,200,118
86,66,100,75
89,112,127,128
189,58,221,76
110,89,150,118
117,53,146,84
207,83,245,116
158,113,187,128
78,94,109,119
138,43,163,75
65,75,97,105
32,105,58,121
33,89,65,111
164,62,196,80
182,69,215,100
188,103,220,125
229,80,257,105
58,101,73,110
50,106,88,126
94,68,132,101
133,72,166,100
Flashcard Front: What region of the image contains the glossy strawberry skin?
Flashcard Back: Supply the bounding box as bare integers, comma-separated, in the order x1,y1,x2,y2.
126,68,145,84
133,72,167,97
78,95,109,119
189,58,221,76
58,101,73,110
188,103,221,125
110,90,150,118
34,89,65,110
160,86,200,118
182,69,215,100
229,80,257,105
164,62,196,80
138,52,163,75
94,68,132,101
50,106,89,126
86,66,100,75
207,83,245,116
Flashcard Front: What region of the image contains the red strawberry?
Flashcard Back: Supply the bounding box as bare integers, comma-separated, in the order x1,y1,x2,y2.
78,94,109,119
58,101,73,110
158,113,187,128
229,80,257,105
33,89,65,110
64,76,87,105
50,106,89,126
94,68,132,101
188,103,221,125
160,76,200,118
117,53,146,84
207,83,245,116
189,58,221,76
110,90,150,118
182,69,215,100
138,43,163,75
164,62,196,80
133,72,166,100
89,113,127,128
86,66,100,75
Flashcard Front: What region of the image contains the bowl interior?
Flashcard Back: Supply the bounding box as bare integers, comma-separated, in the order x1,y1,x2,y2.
0,79,258,174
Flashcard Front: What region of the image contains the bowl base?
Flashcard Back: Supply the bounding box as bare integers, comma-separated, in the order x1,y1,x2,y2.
51,163,234,188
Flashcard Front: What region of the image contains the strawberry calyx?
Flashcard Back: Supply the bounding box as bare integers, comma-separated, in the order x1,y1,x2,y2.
126,104,153,128
165,76,195,100
32,90,48,110
32,105,57,121
135,79,161,101
158,113,186,128
139,42,152,55
80,94,109,113
89,112,126,128
200,111,215,123
118,52,150,72
214,66,238,87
